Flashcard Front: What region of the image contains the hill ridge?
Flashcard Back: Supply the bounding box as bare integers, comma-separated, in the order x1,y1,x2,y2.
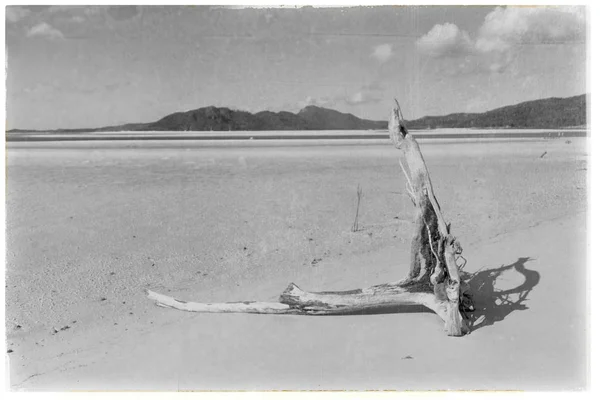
7,94,587,133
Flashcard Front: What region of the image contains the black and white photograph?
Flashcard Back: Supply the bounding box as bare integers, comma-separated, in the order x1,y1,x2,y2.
3,2,591,392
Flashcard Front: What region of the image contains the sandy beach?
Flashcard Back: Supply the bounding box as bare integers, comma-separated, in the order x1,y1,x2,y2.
5,136,588,390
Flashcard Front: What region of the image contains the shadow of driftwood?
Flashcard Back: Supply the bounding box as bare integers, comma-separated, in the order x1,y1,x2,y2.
463,257,540,332
306,257,540,325
328,303,435,316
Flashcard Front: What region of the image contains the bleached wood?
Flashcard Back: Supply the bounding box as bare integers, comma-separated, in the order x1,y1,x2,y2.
388,102,468,335
388,106,449,237
145,101,473,336
146,290,296,314
147,284,447,319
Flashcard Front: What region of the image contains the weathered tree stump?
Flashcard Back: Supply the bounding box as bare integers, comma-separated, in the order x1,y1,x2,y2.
147,102,474,336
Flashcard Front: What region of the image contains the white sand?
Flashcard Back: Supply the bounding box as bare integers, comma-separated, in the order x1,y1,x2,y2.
5,137,588,390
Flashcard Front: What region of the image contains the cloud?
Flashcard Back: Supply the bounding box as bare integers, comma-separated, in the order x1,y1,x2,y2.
298,90,382,109
416,23,473,58
297,96,334,108
27,22,65,40
372,44,393,63
342,80,385,106
475,6,585,53
417,6,585,74
298,79,385,109
71,15,86,23
6,6,31,23
345,91,382,106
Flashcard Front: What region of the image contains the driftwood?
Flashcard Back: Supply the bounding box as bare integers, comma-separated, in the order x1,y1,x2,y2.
147,101,474,336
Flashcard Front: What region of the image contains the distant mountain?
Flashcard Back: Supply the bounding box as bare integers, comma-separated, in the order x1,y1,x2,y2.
11,106,386,133
137,105,387,131
407,94,587,129
7,94,587,133
296,106,386,130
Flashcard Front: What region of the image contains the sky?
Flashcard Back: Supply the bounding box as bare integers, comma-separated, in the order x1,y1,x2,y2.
5,5,588,130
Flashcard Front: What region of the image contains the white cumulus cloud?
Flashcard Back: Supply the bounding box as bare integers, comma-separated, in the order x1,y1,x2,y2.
416,23,473,58
372,44,393,63
417,6,585,73
475,6,585,53
27,22,65,40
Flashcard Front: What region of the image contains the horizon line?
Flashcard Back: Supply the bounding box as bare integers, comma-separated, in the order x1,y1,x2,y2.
7,93,588,132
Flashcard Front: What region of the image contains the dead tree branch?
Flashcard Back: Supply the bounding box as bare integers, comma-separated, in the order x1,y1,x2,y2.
146,101,473,336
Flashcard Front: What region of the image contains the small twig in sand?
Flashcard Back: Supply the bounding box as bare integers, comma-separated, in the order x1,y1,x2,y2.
351,184,363,232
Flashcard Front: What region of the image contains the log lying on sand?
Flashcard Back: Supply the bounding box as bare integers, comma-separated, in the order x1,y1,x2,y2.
147,101,473,336
147,282,447,317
